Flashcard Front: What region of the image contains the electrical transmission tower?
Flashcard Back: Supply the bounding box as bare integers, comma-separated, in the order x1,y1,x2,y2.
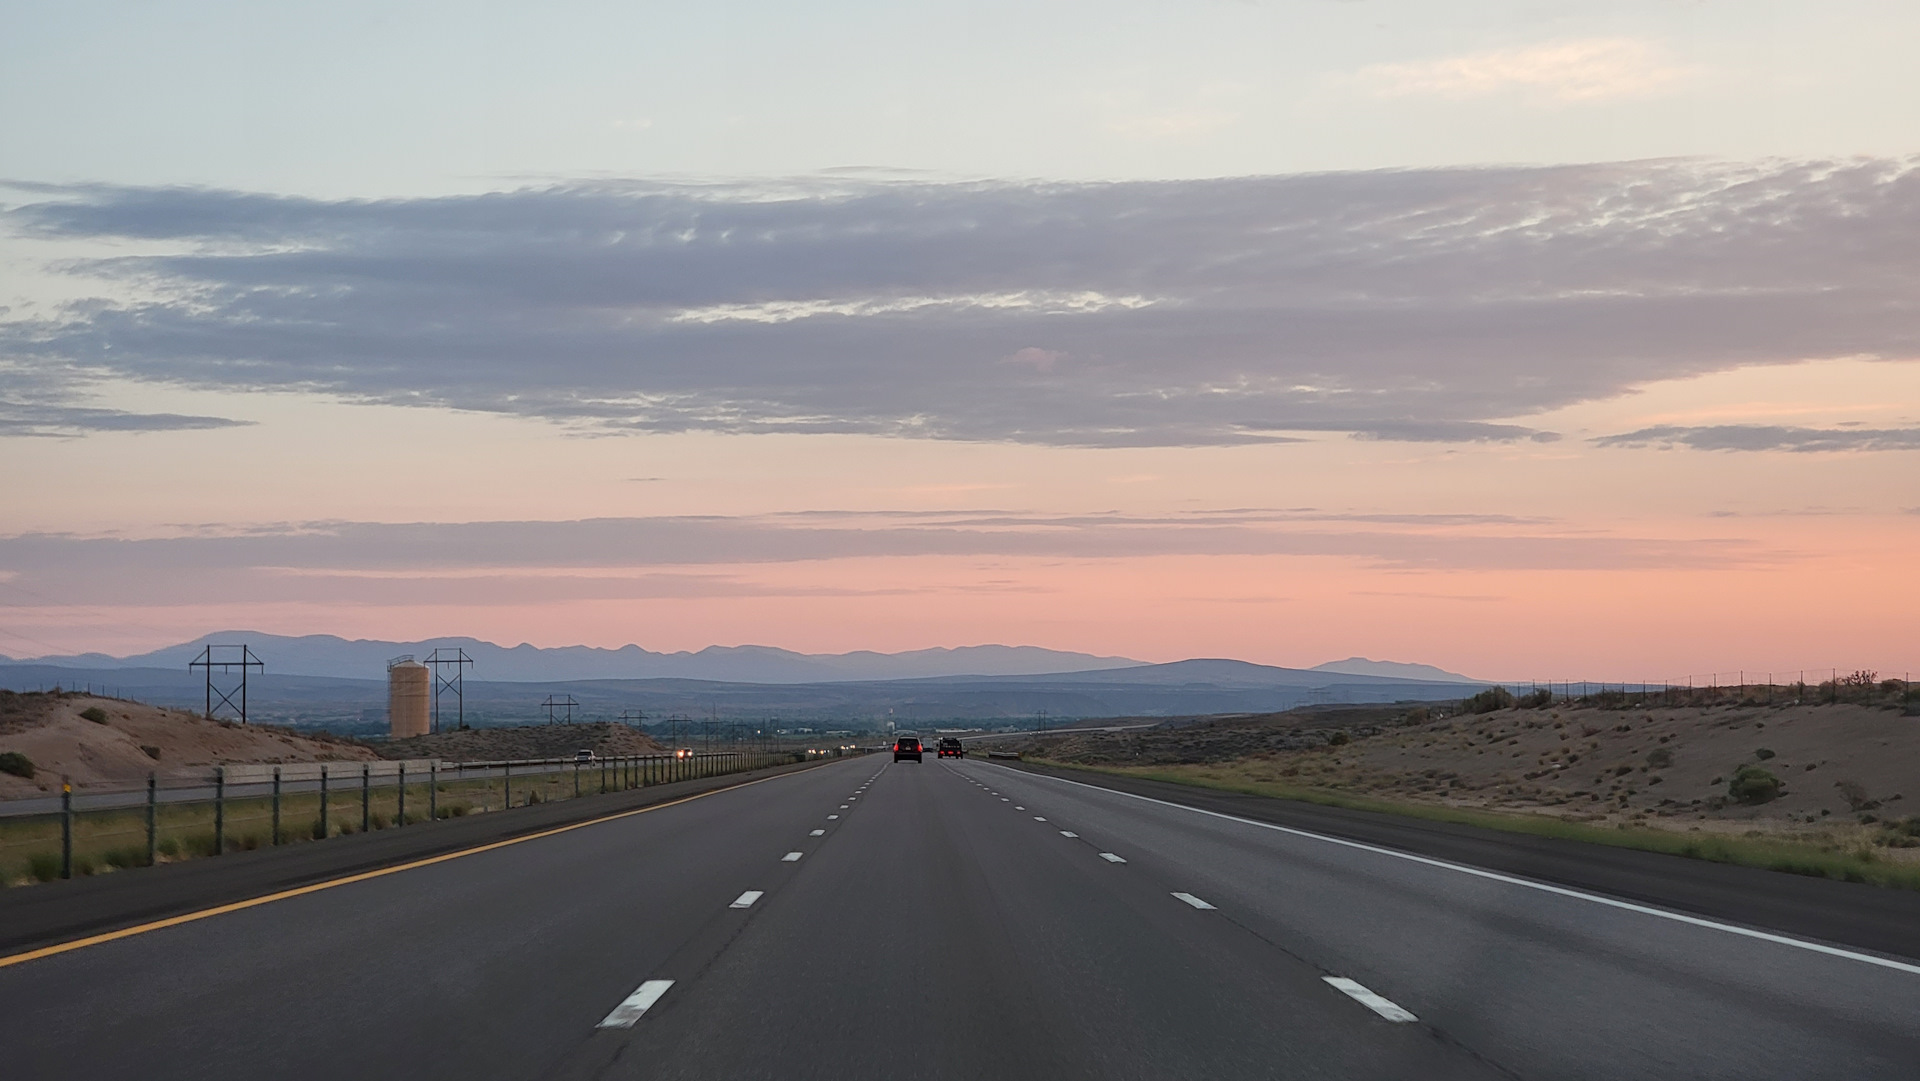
189,644,265,725
425,647,473,733
542,694,579,725
619,709,645,728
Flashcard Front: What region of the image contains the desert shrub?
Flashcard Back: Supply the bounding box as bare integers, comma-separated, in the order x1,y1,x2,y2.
157,837,180,857
1517,689,1552,709
1755,748,1776,760
72,854,97,876
141,745,162,760
310,818,328,840
0,752,34,779
1326,730,1350,746
1404,707,1430,724
80,706,109,724
1729,765,1782,804
1646,748,1673,769
28,853,60,881
1467,687,1516,714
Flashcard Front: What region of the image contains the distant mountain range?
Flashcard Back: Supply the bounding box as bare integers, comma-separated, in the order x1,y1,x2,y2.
0,655,1498,734
5,632,1148,684
1309,657,1481,683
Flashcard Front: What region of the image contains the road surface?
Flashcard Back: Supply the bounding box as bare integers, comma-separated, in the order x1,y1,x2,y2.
0,756,1915,1079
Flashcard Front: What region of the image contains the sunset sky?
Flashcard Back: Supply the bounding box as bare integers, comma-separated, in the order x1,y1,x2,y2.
2,1,1916,680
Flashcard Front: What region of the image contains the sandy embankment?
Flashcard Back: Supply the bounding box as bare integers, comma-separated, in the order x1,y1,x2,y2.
0,691,377,797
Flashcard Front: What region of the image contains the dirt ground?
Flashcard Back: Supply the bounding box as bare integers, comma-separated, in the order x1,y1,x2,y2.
0,691,377,796
1007,700,1920,836
377,722,663,762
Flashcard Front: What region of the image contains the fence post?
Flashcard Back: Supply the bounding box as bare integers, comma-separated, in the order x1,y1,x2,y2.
504,761,512,808
319,765,329,838
61,779,73,880
398,762,407,826
214,766,226,855
430,761,438,821
272,767,282,845
361,765,371,832
146,772,158,866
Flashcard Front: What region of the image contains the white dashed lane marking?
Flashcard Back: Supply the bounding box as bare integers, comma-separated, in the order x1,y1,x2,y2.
828,814,839,820
730,891,763,909
1060,831,1078,838
1172,892,1215,910
782,851,804,862
1323,977,1418,1023
1034,817,1047,822
1098,852,1127,863
809,829,825,836
597,980,675,1028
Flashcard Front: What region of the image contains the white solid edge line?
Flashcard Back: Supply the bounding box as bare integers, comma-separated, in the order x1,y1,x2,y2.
730,890,764,909
995,763,1920,977
1323,976,1417,1022
1099,852,1127,863
597,979,675,1028
782,851,803,861
810,828,825,836
1173,891,1216,910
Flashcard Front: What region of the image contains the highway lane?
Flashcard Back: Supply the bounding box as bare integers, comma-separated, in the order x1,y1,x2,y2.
0,757,881,1081
592,757,1495,1080
2,752,1918,1079
947,760,1920,1080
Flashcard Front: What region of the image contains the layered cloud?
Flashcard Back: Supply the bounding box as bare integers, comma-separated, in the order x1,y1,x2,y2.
0,510,1779,611
4,157,1918,448
1595,425,1920,453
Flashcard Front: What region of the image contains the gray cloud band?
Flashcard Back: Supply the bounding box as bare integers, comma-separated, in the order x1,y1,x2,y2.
1594,425,1920,453
0,514,1776,612
4,157,1917,446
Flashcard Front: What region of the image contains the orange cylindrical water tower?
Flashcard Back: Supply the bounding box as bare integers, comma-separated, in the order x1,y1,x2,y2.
387,657,430,738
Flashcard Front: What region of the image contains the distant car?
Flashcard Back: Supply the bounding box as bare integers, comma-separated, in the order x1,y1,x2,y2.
573,749,595,763
893,737,922,762
937,738,964,759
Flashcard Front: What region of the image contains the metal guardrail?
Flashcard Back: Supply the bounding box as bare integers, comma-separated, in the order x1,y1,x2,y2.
0,748,867,885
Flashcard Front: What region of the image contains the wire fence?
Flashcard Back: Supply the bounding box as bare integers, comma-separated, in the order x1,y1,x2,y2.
0,748,861,886
1448,670,1917,717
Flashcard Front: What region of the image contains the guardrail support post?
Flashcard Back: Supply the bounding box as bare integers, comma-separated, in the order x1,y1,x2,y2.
272,767,282,845
398,762,407,826
320,765,329,838
146,772,157,866
61,779,73,879
214,766,226,855
430,761,438,821
504,761,512,808
361,765,371,832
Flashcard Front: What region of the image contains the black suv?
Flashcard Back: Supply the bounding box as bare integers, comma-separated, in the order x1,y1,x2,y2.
937,738,964,759
893,737,922,762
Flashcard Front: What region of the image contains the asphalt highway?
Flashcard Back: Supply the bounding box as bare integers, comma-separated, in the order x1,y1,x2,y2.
1,755,1916,1080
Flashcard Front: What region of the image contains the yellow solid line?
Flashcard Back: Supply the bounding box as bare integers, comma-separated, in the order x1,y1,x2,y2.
0,768,802,971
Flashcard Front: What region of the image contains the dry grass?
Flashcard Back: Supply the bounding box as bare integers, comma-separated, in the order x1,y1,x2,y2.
1042,756,1920,890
